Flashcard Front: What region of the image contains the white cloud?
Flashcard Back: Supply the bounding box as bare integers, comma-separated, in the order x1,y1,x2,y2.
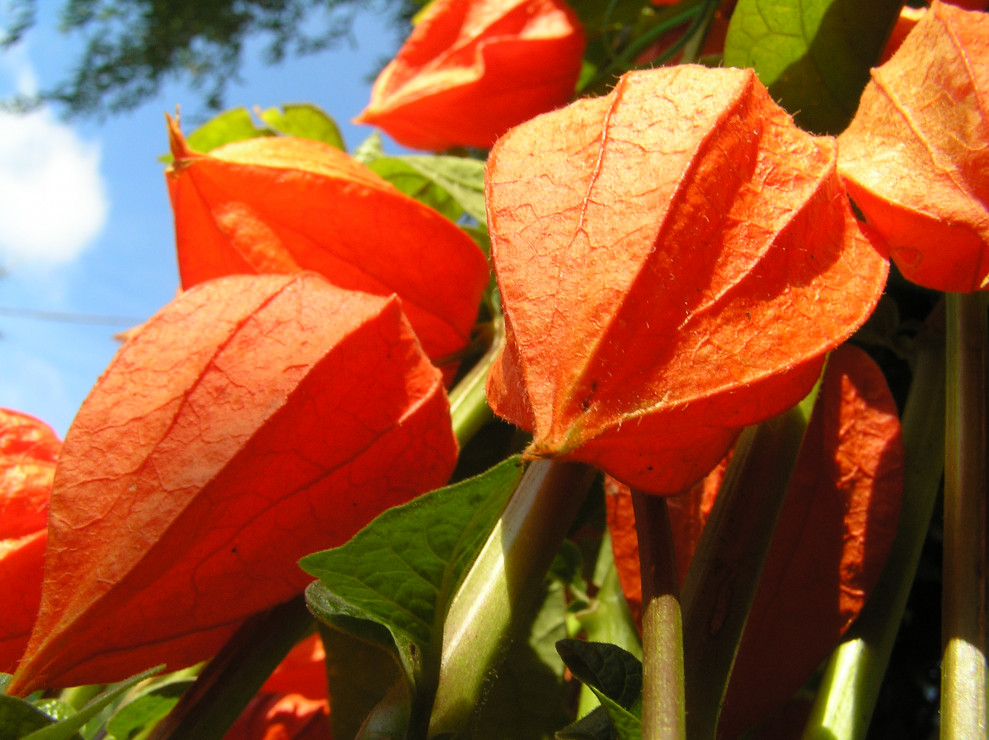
0,47,108,267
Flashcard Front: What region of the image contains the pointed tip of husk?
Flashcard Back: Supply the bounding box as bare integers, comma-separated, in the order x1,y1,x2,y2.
351,109,374,127
7,661,44,697
165,110,195,165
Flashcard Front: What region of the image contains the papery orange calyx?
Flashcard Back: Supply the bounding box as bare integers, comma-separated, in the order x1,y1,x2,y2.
8,273,457,695
838,0,989,292
354,0,586,151
261,633,328,701
485,65,889,494
165,116,489,368
606,344,904,737
225,693,331,740
0,408,61,673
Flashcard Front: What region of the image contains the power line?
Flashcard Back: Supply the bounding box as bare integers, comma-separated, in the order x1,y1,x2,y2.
0,306,143,327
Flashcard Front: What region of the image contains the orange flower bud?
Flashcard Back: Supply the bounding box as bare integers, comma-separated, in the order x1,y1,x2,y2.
355,0,585,150
166,117,489,367
0,408,60,673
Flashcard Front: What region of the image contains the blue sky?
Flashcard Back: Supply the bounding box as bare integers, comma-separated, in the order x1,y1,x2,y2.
0,5,408,436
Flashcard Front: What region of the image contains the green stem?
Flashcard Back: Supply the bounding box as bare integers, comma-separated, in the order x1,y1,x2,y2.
941,291,987,739
632,491,686,740
580,0,710,94
802,304,947,740
427,460,598,737
579,529,643,661
574,529,644,719
682,394,818,739
147,596,314,740
448,316,504,448
673,0,721,66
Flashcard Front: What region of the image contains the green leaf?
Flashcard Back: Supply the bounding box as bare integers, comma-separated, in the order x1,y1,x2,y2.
0,694,66,739
32,701,73,724
353,131,385,165
591,693,641,740
574,534,642,662
319,623,405,740
302,456,526,706
395,156,487,224
461,224,491,259
104,677,193,740
186,107,271,151
257,103,345,149
355,133,488,225
304,584,412,669
723,0,902,134
20,666,162,740
556,706,616,740
366,155,487,225
556,640,642,710
367,156,464,223
548,542,587,607
160,107,272,163
569,0,652,32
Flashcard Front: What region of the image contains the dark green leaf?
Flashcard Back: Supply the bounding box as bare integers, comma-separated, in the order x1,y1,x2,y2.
301,457,523,652
0,694,64,739
591,694,640,740
319,624,405,740
556,706,616,740
723,0,902,134
257,103,345,149
549,540,587,596
20,666,162,740
556,641,642,710
569,0,651,32
304,584,413,668
573,546,642,662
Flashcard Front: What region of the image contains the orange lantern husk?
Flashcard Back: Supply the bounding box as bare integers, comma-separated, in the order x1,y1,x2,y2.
606,344,904,737
355,0,585,151
485,65,889,494
166,117,490,369
9,274,457,694
0,408,60,673
838,0,989,292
